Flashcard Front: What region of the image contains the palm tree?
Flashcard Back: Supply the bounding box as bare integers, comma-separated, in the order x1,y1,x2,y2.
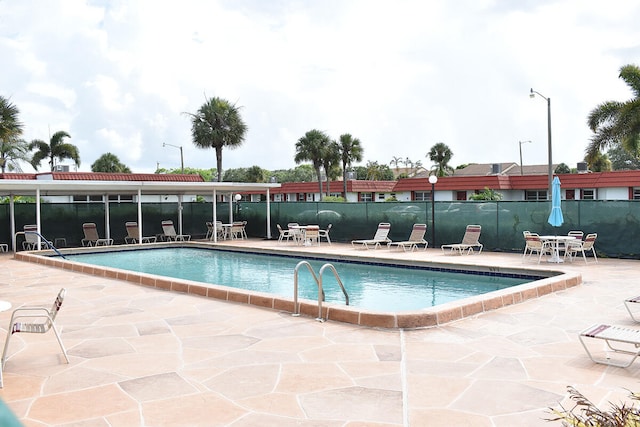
0,138,31,173
390,155,402,173
294,129,331,200
91,152,131,173
186,96,247,182
338,134,363,197
322,141,341,197
587,64,640,162
404,157,413,171
0,96,23,144
29,130,80,171
427,142,454,177
246,165,265,182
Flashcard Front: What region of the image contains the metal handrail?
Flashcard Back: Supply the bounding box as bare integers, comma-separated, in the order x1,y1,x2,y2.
293,261,348,322
15,231,66,259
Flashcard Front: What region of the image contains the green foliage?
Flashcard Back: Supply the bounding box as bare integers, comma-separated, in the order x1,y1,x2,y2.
295,129,332,199
588,152,613,172
29,130,80,171
547,386,640,426
428,142,455,177
385,195,398,202
608,144,640,170
355,161,394,180
186,96,247,182
322,196,345,202
91,152,131,173
223,166,266,182
271,164,315,183
468,187,503,201
0,195,40,204
157,167,216,182
555,163,571,174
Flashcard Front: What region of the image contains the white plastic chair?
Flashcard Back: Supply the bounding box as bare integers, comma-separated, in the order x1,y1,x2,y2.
319,224,332,245
1,288,70,385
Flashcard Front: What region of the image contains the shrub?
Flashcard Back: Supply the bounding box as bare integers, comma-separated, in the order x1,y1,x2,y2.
547,386,640,426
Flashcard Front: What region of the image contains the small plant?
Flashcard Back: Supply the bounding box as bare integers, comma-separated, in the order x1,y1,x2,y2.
469,187,503,201
322,196,345,202
547,386,640,426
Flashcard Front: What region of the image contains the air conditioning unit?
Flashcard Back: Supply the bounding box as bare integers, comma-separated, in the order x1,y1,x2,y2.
53,165,70,172
577,162,588,173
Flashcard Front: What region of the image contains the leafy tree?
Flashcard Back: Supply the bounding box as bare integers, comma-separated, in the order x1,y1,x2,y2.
588,151,612,172
608,144,640,170
157,167,216,181
223,167,249,182
358,161,394,180
91,152,131,173
427,142,454,177
271,164,315,183
586,64,640,162
468,187,503,201
294,129,331,199
186,96,247,182
29,130,80,171
554,163,571,174
246,165,265,183
338,134,363,197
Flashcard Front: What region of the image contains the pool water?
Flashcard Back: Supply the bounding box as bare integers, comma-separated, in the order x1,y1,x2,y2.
67,248,538,312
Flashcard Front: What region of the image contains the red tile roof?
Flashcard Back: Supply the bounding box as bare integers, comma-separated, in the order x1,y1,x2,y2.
0,172,205,182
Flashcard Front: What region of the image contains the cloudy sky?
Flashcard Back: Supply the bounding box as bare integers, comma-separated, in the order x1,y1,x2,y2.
2,0,640,175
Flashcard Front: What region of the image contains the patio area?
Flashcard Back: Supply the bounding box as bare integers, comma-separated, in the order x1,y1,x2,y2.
0,240,638,426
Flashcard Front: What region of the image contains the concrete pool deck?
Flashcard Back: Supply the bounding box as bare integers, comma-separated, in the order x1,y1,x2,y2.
0,240,638,426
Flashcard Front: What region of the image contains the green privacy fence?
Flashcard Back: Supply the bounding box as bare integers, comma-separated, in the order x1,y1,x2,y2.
0,200,638,258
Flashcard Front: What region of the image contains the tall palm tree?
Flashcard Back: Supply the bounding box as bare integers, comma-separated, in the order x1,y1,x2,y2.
587,64,640,162
338,134,363,198
427,142,454,177
186,96,247,182
0,96,23,144
29,130,80,171
294,129,331,200
0,138,31,173
390,155,402,173
322,141,341,197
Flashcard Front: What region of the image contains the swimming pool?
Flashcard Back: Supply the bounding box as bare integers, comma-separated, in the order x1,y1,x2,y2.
17,242,581,328
65,247,539,312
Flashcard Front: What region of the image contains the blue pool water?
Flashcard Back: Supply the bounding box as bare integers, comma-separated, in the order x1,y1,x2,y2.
66,248,542,312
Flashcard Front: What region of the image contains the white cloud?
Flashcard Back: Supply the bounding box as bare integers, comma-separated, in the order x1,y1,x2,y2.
2,0,640,174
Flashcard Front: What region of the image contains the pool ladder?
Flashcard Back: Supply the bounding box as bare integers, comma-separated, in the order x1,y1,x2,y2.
293,261,349,322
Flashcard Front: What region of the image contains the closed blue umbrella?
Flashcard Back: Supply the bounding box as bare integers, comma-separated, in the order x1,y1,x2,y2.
547,176,564,227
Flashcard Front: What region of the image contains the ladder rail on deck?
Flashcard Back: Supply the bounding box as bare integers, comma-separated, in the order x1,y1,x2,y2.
15,231,66,259
293,261,349,322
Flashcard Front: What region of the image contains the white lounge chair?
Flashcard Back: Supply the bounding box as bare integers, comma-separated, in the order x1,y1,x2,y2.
81,223,113,246
388,224,428,252
441,224,483,255
625,296,640,322
318,224,332,245
1,288,70,387
277,224,295,243
351,223,392,249
161,220,191,241
579,323,640,368
22,224,46,250
125,222,156,244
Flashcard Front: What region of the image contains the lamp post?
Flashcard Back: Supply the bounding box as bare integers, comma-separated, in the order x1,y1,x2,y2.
234,193,242,217
529,88,552,199
428,174,438,247
163,143,184,174
519,140,531,175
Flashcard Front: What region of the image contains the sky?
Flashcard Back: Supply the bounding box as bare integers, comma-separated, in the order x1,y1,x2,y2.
2,0,640,175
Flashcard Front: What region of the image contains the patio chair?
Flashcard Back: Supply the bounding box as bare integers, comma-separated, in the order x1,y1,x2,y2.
388,223,428,252
229,221,246,240
303,225,320,246
579,323,640,368
624,296,640,323
1,288,69,380
125,222,156,244
564,233,597,264
441,224,483,255
205,221,214,240
351,222,392,249
81,223,113,247
287,223,303,244
161,220,191,242
522,232,553,263
22,224,46,251
277,224,295,243
318,224,332,245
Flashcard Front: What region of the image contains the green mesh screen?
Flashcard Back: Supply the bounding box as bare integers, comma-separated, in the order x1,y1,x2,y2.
0,200,636,258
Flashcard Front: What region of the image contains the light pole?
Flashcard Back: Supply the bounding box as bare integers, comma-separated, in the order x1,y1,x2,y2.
519,140,531,175
163,143,184,174
428,174,438,247
529,88,552,199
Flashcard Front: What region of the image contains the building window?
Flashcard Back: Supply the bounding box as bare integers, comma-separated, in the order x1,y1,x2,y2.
377,194,386,200
306,193,314,202
330,192,342,198
456,191,466,201
298,193,305,202
633,189,640,200
360,192,373,202
414,191,429,201
273,194,283,202
525,190,547,201
581,189,595,200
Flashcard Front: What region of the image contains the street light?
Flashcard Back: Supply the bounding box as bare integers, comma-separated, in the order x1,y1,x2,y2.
529,88,552,199
519,140,531,175
428,174,438,247
163,143,184,174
